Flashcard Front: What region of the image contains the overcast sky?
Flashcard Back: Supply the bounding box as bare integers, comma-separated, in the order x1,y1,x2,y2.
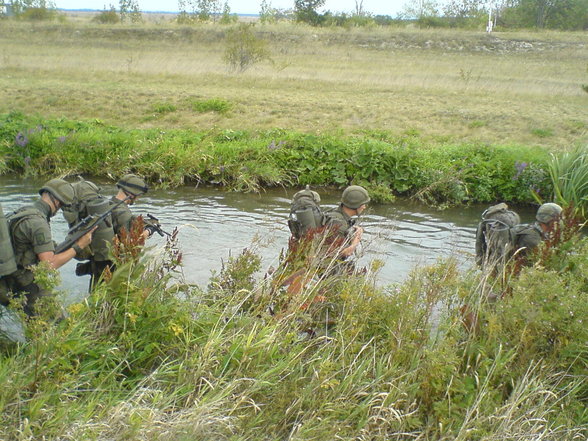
54,0,410,16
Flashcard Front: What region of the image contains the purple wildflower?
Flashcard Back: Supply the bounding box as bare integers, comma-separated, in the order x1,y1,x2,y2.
15,132,29,148
267,140,285,151
513,161,528,180
58,136,67,143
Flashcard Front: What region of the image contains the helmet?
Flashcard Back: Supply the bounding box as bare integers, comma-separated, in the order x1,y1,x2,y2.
116,174,148,196
293,185,320,204
341,185,370,209
536,203,562,224
39,179,75,207
73,180,101,203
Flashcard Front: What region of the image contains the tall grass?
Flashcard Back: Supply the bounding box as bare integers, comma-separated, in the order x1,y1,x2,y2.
0,214,586,440
548,145,588,218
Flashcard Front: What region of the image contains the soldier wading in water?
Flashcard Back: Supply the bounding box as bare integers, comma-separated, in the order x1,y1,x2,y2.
0,179,94,317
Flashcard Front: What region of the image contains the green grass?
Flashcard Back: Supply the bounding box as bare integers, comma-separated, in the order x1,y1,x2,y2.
1,214,586,440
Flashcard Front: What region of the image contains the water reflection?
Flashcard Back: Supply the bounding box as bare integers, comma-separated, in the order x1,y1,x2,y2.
0,176,539,303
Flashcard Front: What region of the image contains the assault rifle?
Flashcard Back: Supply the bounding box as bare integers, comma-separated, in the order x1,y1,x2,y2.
144,214,172,237
55,196,130,254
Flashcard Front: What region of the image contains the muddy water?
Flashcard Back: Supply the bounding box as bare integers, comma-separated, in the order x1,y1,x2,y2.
0,177,539,305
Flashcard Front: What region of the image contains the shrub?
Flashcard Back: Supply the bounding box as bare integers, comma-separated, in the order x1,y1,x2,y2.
223,23,271,73
93,6,121,24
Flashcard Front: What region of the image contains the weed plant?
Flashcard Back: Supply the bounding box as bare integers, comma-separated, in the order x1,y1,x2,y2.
0,113,553,207
0,205,586,440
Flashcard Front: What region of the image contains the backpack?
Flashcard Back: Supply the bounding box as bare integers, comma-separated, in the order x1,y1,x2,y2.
475,203,521,268
0,203,17,277
288,188,324,240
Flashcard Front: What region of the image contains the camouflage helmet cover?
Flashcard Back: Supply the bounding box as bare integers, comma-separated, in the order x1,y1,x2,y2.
117,174,148,196
536,203,563,224
341,185,370,209
39,178,75,207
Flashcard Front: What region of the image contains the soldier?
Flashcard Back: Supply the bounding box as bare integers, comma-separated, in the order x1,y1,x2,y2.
62,180,115,290
110,174,151,239
513,202,563,259
324,185,370,260
2,179,94,316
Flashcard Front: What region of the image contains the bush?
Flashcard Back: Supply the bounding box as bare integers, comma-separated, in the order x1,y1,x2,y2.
223,23,271,73
93,6,121,24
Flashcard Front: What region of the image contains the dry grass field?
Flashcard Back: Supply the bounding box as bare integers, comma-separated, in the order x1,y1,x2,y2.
0,19,586,148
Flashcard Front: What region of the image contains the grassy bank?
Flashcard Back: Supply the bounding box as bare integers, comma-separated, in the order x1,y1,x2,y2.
0,213,586,440
0,113,553,206
0,21,586,148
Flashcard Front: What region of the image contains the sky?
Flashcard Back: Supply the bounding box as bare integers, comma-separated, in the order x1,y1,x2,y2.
54,0,409,17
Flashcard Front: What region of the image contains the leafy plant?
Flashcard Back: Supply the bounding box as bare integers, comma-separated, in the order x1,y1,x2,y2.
547,145,588,218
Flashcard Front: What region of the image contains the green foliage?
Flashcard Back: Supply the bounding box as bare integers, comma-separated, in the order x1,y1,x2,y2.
500,0,588,30
0,114,555,206
119,0,142,23
531,128,554,138
92,5,121,24
223,23,271,73
294,0,326,26
548,145,588,218
151,101,177,114
190,97,231,114
1,219,587,439
259,0,279,24
218,0,237,24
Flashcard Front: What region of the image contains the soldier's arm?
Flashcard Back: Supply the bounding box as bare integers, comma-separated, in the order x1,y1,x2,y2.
38,229,95,270
339,226,363,258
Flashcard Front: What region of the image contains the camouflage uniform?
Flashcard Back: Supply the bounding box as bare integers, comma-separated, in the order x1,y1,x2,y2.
63,181,115,290
321,206,358,274
110,195,137,236
1,200,55,316
513,223,543,258
324,206,355,240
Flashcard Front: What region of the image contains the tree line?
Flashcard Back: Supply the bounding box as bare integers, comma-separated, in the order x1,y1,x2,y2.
3,0,587,30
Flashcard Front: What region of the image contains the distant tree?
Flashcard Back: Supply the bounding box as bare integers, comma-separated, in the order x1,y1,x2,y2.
259,0,278,23
354,0,365,16
176,0,221,22
398,0,441,19
219,0,237,24
294,0,325,25
11,0,57,20
500,0,587,30
119,0,142,23
442,0,486,26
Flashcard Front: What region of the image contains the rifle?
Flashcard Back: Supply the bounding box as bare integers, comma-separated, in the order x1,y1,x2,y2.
144,214,172,237
55,196,130,254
